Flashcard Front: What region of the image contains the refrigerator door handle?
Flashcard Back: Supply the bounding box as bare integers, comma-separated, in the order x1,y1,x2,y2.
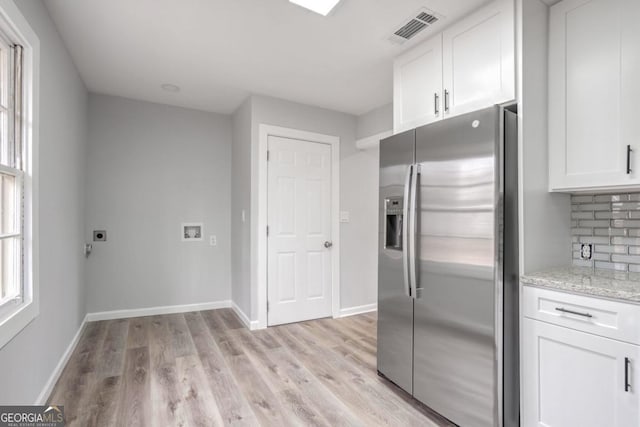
409,164,419,299
402,165,413,298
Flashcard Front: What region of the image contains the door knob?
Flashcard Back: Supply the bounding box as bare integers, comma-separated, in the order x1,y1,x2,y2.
324,241,333,249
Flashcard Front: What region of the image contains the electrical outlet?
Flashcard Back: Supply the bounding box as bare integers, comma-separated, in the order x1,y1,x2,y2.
210,235,217,246
580,243,593,260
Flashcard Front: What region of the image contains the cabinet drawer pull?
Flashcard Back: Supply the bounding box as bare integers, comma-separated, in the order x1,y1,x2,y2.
434,93,439,116
444,89,450,113
627,145,633,174
554,307,593,318
625,357,631,392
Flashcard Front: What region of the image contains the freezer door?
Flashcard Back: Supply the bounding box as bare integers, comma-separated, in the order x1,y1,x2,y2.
377,129,415,393
413,106,501,426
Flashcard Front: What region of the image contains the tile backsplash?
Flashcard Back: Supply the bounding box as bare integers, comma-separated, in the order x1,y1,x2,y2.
572,193,640,272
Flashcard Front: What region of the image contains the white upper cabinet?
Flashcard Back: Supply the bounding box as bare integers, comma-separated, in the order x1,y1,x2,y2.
393,0,515,133
393,35,443,133
549,0,640,191
442,0,515,118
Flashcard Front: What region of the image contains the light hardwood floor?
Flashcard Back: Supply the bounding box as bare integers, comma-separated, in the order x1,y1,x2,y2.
48,309,452,426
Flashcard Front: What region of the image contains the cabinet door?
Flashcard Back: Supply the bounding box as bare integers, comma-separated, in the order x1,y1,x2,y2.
441,0,515,118
522,318,640,427
549,0,640,191
393,35,443,133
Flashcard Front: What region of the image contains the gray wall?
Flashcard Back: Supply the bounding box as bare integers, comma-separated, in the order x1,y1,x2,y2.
349,102,393,312
85,94,232,312
0,0,88,404
242,94,382,319
231,99,252,316
519,0,571,274
356,103,392,139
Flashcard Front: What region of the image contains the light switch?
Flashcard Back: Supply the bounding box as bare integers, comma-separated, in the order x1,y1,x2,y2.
340,211,350,223
210,235,217,246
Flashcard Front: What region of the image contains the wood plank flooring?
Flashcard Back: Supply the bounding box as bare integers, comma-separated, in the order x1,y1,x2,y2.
48,309,452,426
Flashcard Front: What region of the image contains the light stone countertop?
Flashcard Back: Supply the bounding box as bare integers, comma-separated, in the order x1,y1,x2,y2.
520,266,640,304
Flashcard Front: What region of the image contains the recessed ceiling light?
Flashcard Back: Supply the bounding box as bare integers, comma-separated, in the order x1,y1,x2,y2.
289,0,341,16
161,83,180,92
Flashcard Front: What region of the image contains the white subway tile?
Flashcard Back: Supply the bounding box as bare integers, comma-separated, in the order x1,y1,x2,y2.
580,236,610,244
594,245,627,254
611,237,640,245
572,211,594,220
594,194,627,203
594,261,628,271
594,228,627,237
593,253,611,261
572,259,593,267
572,195,594,203
595,211,628,219
572,228,593,236
611,219,640,228
611,254,640,264
579,203,613,211
612,202,640,210
579,220,610,227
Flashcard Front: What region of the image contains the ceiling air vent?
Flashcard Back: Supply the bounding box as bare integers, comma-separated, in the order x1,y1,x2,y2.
389,8,441,45
394,20,427,40
416,12,438,24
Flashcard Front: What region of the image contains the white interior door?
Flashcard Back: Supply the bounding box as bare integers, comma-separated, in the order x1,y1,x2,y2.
267,135,332,326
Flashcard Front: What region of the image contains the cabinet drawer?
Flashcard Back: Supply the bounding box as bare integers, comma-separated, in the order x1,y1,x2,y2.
523,286,640,345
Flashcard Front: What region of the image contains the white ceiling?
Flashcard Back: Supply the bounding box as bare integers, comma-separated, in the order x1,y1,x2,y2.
45,0,488,116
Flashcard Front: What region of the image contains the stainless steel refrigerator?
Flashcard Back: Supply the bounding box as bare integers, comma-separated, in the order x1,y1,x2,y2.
377,105,519,427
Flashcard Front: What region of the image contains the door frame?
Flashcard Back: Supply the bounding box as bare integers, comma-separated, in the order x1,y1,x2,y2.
257,124,340,329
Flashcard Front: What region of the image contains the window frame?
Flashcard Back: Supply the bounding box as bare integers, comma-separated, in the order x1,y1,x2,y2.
0,0,39,350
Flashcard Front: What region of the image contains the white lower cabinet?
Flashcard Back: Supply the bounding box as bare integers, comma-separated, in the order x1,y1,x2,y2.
523,317,640,427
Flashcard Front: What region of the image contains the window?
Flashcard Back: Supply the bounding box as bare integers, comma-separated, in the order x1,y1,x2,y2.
0,38,22,318
0,0,38,350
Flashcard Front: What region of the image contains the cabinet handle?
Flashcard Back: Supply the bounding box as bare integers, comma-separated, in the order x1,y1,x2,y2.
625,357,631,392
554,307,593,318
444,89,450,113
434,93,439,116
627,145,633,174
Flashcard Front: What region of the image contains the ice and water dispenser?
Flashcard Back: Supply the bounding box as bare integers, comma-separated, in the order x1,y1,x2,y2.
384,196,403,251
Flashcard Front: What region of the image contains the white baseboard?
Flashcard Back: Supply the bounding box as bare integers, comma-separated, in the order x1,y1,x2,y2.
85,300,232,322
231,301,260,330
35,314,88,405
338,303,377,318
